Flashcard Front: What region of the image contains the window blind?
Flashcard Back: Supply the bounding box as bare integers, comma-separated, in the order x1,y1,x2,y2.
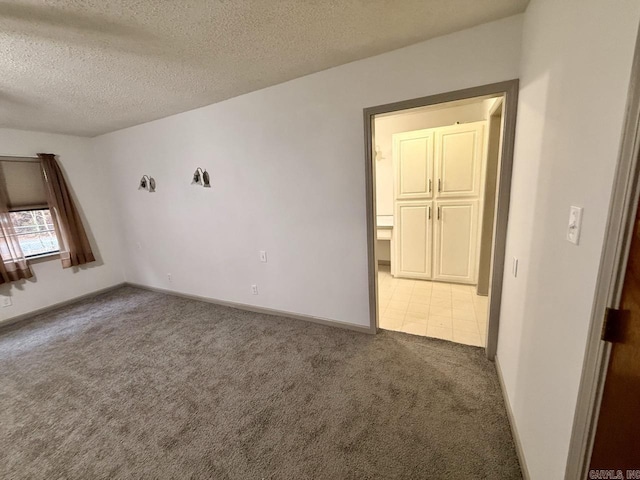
0,160,48,211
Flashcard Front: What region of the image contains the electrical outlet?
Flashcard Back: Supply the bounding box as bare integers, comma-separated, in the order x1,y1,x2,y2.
136,242,142,250
167,273,172,282
259,250,267,263
251,284,258,295
1,296,12,307
512,257,518,278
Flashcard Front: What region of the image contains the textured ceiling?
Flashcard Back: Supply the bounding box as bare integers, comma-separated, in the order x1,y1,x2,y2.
0,1,528,137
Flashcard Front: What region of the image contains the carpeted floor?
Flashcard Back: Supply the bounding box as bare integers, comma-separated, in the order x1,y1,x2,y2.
0,286,522,479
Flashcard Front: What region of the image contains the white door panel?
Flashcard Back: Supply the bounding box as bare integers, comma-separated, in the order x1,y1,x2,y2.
395,201,433,279
434,200,478,283
435,122,484,198
393,130,433,200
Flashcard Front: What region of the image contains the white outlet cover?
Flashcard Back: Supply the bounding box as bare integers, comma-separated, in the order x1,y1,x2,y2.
567,206,583,245
251,284,258,295
259,250,267,263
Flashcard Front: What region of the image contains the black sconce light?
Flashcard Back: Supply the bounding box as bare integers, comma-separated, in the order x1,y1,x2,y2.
192,167,211,188
139,175,156,192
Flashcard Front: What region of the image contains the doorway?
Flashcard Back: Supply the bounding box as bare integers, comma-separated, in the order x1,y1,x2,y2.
363,80,519,359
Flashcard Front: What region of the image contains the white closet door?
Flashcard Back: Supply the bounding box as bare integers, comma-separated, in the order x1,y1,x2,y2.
393,129,433,200
435,122,484,198
433,200,478,284
395,201,433,280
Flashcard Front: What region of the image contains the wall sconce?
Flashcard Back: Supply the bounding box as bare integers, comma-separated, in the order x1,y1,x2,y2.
139,175,156,192
192,167,211,188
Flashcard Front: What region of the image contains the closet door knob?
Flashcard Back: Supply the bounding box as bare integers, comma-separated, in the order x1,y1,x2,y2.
429,179,432,193
428,206,431,220
438,179,442,193
437,206,441,220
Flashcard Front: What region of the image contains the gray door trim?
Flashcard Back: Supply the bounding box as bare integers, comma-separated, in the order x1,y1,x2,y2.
362,79,520,361
565,23,640,479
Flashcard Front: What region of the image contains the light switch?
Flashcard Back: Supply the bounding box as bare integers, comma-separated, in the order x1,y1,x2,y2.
259,251,267,263
567,206,583,245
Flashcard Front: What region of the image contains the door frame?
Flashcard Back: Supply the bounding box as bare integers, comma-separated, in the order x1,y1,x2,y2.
478,98,505,296
363,79,519,360
565,27,640,479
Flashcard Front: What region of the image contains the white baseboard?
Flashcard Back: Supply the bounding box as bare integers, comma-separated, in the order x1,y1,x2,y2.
495,355,531,480
126,282,374,335
0,282,127,330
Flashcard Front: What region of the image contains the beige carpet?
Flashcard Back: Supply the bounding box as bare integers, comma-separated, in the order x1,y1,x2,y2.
0,286,522,479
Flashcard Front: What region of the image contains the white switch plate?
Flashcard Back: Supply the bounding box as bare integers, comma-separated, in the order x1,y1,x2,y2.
251,284,258,295
1,296,12,307
512,257,518,277
259,250,267,263
567,206,583,245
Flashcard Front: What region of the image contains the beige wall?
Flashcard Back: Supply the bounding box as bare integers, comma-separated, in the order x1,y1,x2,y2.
497,0,640,478
95,16,523,328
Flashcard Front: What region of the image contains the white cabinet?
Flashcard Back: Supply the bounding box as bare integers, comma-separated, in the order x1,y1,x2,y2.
394,201,433,279
391,121,485,285
435,122,484,198
433,200,478,284
393,129,433,200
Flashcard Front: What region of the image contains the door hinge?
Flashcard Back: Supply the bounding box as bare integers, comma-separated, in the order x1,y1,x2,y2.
601,307,628,343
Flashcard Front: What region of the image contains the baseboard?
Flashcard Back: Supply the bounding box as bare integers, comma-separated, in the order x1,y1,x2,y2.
126,282,374,335
0,282,127,331
495,355,531,480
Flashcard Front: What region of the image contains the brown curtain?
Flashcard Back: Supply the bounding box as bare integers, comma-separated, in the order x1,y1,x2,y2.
0,167,33,284
39,153,95,269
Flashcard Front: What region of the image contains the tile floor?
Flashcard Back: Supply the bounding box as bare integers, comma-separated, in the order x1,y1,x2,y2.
377,265,488,347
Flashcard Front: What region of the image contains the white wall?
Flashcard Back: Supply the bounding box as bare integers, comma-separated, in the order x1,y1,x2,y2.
497,1,640,478
0,128,123,322
374,101,488,216
376,240,391,263
95,15,523,328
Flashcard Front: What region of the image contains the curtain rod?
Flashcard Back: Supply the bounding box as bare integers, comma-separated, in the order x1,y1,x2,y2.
0,155,40,163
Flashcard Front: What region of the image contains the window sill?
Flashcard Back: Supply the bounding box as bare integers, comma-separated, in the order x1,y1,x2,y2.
26,252,60,264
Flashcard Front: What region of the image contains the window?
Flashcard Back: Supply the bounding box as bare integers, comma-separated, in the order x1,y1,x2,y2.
9,209,59,257
1,159,58,258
